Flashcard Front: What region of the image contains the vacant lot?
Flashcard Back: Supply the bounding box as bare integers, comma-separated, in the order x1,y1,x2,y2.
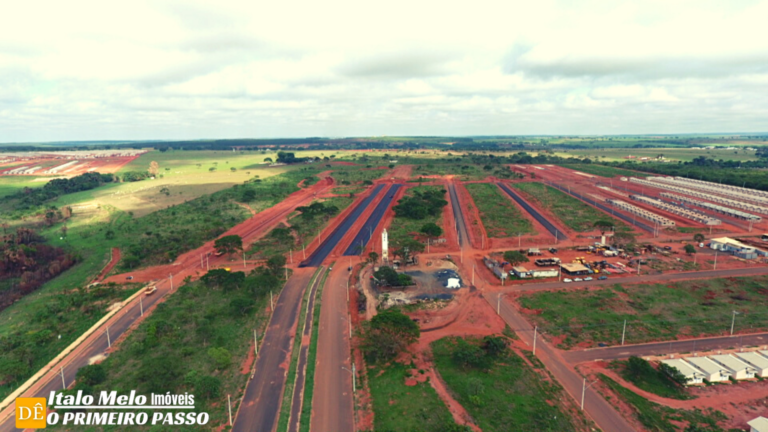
432,336,591,432
388,185,446,247
518,276,768,348
368,361,464,432
512,182,626,232
464,183,535,237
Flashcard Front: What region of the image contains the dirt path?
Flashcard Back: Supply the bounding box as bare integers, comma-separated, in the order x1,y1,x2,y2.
94,247,121,282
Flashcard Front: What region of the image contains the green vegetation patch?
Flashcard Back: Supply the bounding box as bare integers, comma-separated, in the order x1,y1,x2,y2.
57,265,286,431
368,361,468,432
331,166,387,185
464,183,535,237
600,374,726,432
388,186,446,252
612,357,691,400
518,277,768,348
431,336,590,432
512,182,627,232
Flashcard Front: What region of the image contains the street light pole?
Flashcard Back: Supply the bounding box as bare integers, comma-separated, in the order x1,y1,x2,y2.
533,326,538,355
581,378,598,410
731,311,739,336
621,320,627,346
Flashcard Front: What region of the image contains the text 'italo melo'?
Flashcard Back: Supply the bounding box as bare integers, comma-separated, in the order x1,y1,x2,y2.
43,390,209,426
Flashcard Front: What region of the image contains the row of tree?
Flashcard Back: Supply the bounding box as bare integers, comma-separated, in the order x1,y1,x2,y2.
10,172,114,211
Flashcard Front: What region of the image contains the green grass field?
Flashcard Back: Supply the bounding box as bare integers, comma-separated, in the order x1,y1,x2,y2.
518,276,768,348
553,147,758,162
464,183,535,238
368,361,465,432
599,374,726,432
431,337,590,432
64,270,280,431
0,176,52,198
388,185,446,247
512,182,627,232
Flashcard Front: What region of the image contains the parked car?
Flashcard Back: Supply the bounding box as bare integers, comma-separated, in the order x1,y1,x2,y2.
563,278,573,283
584,276,593,281
598,275,608,280
126,276,134,280
574,277,583,282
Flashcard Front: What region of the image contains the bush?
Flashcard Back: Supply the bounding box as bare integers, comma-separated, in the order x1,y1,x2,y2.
361,309,420,363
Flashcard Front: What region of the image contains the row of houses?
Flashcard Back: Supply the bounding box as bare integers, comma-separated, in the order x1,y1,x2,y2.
709,237,768,260
661,351,768,384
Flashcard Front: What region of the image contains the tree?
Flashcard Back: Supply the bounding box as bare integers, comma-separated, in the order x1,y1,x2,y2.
266,254,287,277
693,233,705,243
452,338,490,370
393,238,424,265
207,347,232,370
659,362,688,386
503,250,528,266
195,375,221,400
76,364,106,386
420,222,443,239
230,167,237,172
593,220,614,236
368,251,379,265
149,161,159,176
214,235,243,256
159,187,170,196
264,157,273,163
209,167,216,172
373,266,407,286
482,335,507,357
684,244,696,254
360,309,420,363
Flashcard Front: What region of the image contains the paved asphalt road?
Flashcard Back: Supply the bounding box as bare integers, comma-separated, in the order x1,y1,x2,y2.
232,268,316,432
564,332,768,363
0,278,173,432
488,292,637,432
310,265,355,432
502,265,768,292
447,182,470,248
286,268,326,432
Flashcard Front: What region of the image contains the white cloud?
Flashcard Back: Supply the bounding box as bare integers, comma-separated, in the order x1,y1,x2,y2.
0,0,767,141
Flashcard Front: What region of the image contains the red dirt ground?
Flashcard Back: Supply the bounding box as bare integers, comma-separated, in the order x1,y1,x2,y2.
94,247,121,282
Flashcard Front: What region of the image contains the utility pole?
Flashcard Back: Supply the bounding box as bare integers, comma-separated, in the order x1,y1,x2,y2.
533,326,538,355
346,279,349,302
731,311,739,336
621,320,627,345
60,366,66,389
140,296,143,316
581,378,598,410
254,330,258,355
106,326,111,348
352,363,356,393
270,291,274,311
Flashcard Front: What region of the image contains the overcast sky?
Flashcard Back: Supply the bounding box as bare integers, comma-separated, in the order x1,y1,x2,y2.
1,0,767,142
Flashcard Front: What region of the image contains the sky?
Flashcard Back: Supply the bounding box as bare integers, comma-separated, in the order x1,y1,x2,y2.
1,0,767,142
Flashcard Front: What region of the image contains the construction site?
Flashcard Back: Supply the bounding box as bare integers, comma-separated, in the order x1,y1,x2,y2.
6,157,768,432
0,149,146,176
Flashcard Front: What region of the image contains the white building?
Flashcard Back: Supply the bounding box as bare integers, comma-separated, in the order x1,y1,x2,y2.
749,416,768,432
685,357,731,382
735,352,768,377
659,359,705,385
710,354,757,380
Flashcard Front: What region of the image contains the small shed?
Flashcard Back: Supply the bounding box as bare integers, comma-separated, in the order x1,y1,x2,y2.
748,416,768,432
560,263,590,276
735,352,768,377
511,266,531,278
685,357,731,382
659,359,705,385
710,354,757,380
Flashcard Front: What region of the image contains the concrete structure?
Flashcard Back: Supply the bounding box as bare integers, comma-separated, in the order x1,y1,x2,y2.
605,198,676,227
709,237,768,258
631,177,768,216
749,416,768,432
710,354,757,380
445,278,461,289
659,359,705,385
735,352,768,377
630,194,721,225
685,356,731,382
530,268,559,278
381,229,388,263
660,192,762,222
